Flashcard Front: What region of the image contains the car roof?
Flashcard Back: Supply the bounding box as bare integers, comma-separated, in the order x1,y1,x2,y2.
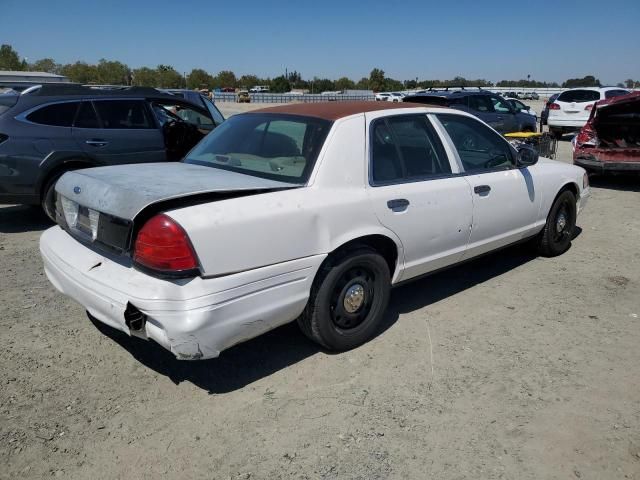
250,101,439,121
23,84,178,100
594,90,640,108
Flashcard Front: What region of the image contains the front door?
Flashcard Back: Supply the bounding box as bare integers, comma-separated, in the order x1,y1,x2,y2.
366,113,473,281
433,113,539,259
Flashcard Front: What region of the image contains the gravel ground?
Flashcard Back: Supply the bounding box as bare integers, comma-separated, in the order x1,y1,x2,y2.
1,100,639,480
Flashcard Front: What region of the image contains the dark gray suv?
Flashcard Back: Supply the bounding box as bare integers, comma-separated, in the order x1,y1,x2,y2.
0,84,224,219
404,90,537,134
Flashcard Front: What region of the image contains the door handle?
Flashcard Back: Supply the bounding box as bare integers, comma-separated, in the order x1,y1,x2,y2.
85,139,108,147
474,185,491,195
387,198,410,212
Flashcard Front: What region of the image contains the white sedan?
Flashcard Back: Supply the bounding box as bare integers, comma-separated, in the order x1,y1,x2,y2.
40,102,590,360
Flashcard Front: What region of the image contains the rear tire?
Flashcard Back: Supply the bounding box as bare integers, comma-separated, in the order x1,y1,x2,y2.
536,190,577,257
41,173,63,222
298,247,391,351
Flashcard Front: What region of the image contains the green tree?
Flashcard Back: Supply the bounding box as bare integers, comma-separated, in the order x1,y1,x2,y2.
131,67,158,87
60,62,99,84
384,78,404,91
239,74,259,89
156,65,183,88
311,77,334,93
270,75,291,93
96,59,130,85
369,68,385,92
335,77,355,91
214,70,237,89
563,75,600,88
354,77,369,90
187,68,214,89
30,58,60,74
0,44,23,70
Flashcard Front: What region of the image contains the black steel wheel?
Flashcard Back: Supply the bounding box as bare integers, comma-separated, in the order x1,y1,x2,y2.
536,190,577,257
298,246,391,351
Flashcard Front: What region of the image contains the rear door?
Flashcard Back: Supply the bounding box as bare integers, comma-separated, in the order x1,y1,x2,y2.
366,113,473,281
71,99,166,165
434,113,539,258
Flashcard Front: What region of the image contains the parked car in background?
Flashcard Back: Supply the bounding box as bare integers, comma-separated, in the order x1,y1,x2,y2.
505,98,538,119
0,84,224,219
547,87,630,139
40,101,589,360
249,86,269,93
388,92,405,102
161,89,225,126
404,90,537,133
573,91,640,173
541,93,560,126
237,90,250,103
375,92,391,101
530,92,539,100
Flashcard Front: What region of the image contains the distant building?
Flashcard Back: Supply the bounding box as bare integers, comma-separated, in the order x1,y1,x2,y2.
0,70,71,89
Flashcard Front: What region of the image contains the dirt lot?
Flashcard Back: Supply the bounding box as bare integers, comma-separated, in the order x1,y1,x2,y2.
1,101,639,480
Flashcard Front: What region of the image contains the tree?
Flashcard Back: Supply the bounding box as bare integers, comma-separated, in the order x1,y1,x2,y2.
96,59,130,85
369,68,385,92
354,77,369,90
311,77,334,93
335,77,355,91
384,78,404,91
0,44,23,70
156,65,183,88
60,62,99,84
214,70,237,89
30,58,60,74
270,75,291,93
624,79,638,89
562,75,600,88
131,67,158,87
187,68,213,89
239,74,259,89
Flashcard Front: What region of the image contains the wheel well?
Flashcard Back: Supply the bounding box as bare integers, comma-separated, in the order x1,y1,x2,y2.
559,182,579,200
39,160,92,199
330,235,399,276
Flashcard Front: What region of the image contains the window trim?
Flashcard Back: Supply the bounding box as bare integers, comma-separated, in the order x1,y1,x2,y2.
368,113,458,187
432,112,519,175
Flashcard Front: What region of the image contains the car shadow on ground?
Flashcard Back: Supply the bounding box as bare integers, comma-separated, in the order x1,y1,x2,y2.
0,205,52,233
589,174,640,192
91,242,543,394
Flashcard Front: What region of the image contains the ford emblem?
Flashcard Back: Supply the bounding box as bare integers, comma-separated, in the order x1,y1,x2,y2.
73,186,81,194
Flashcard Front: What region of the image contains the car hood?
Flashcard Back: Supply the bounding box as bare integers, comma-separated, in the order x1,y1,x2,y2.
55,162,298,220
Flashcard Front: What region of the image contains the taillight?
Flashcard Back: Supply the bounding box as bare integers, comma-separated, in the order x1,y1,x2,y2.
575,125,598,147
133,214,199,276
584,104,594,111
549,103,560,110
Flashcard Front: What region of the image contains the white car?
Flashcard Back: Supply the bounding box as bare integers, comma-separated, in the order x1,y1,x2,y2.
388,92,405,102
375,92,390,101
40,102,590,360
547,87,629,138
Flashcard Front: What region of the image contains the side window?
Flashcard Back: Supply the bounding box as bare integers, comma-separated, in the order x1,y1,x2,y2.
436,113,515,173
93,100,152,129
468,95,494,113
371,115,451,184
26,102,79,127
202,96,225,126
604,89,630,99
73,102,100,129
491,96,512,113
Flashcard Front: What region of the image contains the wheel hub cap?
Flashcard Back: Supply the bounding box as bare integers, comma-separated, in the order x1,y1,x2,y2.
343,284,365,313
556,212,567,233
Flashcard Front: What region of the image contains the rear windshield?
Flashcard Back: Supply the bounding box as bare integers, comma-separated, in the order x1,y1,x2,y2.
184,113,331,184
558,90,600,103
0,92,19,115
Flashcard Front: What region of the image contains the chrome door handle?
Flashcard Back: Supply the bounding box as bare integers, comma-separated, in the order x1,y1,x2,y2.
85,139,108,147
387,198,410,212
474,185,491,195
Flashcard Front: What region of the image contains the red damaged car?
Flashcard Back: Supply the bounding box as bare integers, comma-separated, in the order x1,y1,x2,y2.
573,91,640,174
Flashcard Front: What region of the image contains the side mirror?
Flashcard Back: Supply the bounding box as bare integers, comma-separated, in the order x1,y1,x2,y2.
517,145,538,167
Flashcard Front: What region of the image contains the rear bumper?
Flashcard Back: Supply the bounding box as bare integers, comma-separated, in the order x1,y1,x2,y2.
547,118,587,129
574,156,640,173
40,226,324,359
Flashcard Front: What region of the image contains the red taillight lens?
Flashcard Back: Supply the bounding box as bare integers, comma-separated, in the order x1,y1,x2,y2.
576,125,598,146
133,214,198,274
549,103,560,110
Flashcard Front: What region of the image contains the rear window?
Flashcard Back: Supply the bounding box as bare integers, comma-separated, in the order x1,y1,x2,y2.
184,113,331,184
93,100,153,129
557,90,600,103
26,102,79,127
604,89,630,99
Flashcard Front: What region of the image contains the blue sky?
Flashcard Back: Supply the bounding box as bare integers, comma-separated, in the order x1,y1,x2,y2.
2,0,639,84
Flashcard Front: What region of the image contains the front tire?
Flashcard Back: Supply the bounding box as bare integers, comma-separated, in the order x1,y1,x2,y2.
536,190,577,257
298,247,391,351
41,174,63,222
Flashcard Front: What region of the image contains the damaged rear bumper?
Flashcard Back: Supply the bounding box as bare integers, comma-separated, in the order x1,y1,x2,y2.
40,226,324,360
574,156,640,173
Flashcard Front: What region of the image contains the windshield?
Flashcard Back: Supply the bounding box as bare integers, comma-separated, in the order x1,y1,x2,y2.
184,113,332,184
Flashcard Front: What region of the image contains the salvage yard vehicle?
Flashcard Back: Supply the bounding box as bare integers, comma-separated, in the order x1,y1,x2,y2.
573,91,640,173
505,98,537,120
404,90,537,133
547,87,630,139
40,101,589,360
0,84,225,220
